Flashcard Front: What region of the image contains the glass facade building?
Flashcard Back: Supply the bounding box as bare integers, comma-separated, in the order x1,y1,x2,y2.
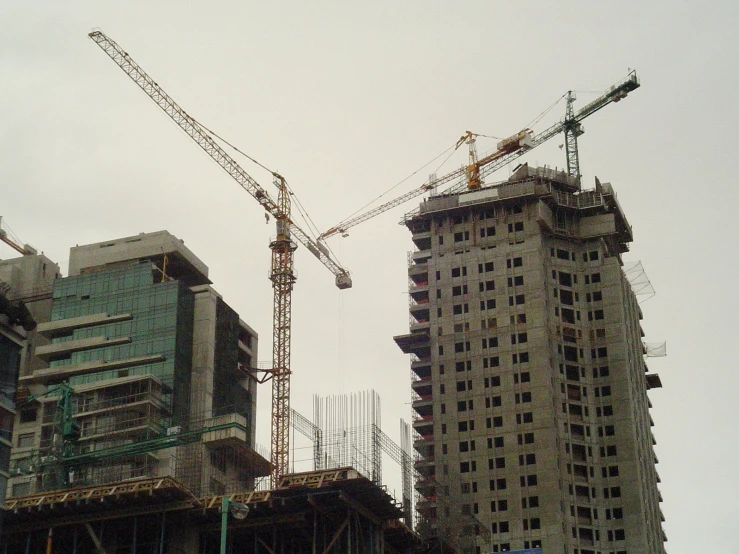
7,231,267,498
49,262,194,427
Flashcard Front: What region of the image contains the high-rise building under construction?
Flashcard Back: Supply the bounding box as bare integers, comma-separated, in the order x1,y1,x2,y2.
8,231,268,498
396,164,666,553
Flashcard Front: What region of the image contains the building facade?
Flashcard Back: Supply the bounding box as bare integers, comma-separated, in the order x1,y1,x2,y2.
8,231,267,498
396,165,666,553
0,293,29,509
0,253,58,508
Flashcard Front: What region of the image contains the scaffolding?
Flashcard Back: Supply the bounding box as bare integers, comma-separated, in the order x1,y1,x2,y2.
9,380,270,498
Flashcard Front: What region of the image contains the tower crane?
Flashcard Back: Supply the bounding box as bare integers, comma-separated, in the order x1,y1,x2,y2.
319,70,639,240
89,30,352,486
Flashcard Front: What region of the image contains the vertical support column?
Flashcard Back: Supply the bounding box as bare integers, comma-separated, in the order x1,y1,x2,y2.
132,516,138,554
564,91,582,189
314,427,322,471
220,496,229,554
371,425,381,484
312,509,317,554
158,512,166,554
270,175,297,487
400,419,413,527
346,510,351,553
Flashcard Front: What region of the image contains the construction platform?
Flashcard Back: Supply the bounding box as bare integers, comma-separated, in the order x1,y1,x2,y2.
1,467,429,553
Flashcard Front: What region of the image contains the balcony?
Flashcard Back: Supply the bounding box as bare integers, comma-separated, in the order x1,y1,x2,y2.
411,377,432,398
410,320,431,333
20,355,166,385
407,219,431,235
412,231,432,251
410,356,431,379
394,331,431,358
413,410,434,422
77,415,165,444
411,249,432,265
408,265,429,285
412,398,433,419
408,302,430,324
415,476,437,496
416,496,437,514
409,285,429,304
35,312,133,339
35,335,132,362
415,456,435,476
413,424,434,445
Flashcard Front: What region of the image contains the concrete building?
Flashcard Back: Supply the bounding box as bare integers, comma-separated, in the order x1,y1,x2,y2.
396,165,666,553
8,231,268,498
0,290,31,511
0,253,59,510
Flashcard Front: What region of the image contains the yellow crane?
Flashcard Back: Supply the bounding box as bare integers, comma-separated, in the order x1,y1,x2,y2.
319,71,639,240
0,216,38,256
89,30,352,486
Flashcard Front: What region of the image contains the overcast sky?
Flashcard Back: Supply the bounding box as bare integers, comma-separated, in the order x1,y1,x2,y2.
2,2,737,550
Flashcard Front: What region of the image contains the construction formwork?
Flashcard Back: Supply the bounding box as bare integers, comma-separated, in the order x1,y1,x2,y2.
1,467,428,554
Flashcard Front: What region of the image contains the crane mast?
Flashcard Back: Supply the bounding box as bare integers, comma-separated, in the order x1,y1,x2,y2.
269,176,296,482
89,30,351,486
563,91,583,185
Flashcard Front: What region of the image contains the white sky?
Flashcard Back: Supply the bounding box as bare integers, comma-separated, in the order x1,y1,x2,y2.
1,2,737,550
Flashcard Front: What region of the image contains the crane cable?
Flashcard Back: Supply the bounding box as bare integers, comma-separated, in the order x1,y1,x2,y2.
525,92,568,130
196,119,278,179
0,219,23,248
335,141,460,226
286,183,322,240
329,90,575,231
195,115,345,263
195,117,325,242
